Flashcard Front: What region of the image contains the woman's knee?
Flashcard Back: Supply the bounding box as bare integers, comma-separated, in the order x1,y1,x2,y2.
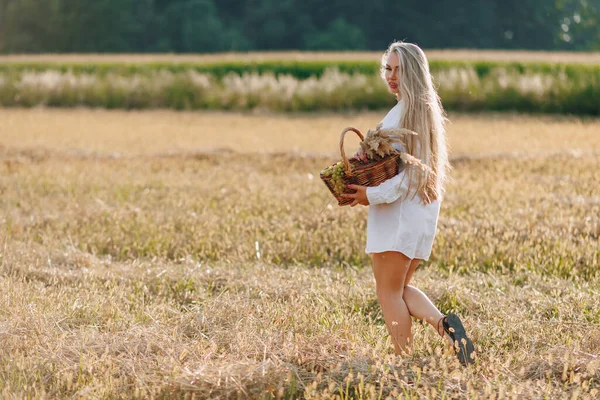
402,285,416,299
375,277,406,297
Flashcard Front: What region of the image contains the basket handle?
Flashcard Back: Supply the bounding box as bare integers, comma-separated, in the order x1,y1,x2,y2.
339,127,365,173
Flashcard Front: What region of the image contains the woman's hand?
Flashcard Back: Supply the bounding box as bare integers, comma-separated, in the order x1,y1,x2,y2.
351,149,368,163
341,184,370,207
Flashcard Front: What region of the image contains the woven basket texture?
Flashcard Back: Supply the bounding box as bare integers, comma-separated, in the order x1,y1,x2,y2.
320,127,405,206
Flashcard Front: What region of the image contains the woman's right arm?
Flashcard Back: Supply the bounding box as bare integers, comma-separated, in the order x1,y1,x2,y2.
365,169,410,205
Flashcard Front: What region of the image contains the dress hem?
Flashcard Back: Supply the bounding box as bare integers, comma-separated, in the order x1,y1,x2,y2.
364,247,431,261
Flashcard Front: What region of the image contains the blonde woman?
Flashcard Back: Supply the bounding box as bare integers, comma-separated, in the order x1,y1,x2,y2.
342,41,475,366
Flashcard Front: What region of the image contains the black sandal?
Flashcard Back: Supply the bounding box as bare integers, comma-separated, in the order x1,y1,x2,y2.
441,313,475,366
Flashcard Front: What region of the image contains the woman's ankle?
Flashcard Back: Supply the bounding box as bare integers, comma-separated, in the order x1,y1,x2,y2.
436,315,446,337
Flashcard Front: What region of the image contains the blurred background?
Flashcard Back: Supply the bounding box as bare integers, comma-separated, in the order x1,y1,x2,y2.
1,0,599,115
0,0,599,52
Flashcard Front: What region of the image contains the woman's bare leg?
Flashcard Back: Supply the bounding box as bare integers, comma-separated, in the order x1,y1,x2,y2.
403,259,445,337
403,260,475,365
371,251,413,354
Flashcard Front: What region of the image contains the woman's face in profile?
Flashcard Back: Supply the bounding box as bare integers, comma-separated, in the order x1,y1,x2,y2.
384,51,400,96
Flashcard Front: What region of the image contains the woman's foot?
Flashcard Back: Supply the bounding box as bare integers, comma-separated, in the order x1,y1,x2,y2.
438,313,475,366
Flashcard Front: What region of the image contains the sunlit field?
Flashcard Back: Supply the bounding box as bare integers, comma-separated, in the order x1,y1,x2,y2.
2,49,600,64
1,108,599,398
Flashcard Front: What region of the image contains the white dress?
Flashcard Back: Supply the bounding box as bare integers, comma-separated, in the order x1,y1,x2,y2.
364,99,441,261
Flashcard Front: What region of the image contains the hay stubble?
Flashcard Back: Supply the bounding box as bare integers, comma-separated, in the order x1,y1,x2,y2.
0,109,599,398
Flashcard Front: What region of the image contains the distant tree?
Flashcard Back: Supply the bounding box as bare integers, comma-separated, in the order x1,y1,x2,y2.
220,26,253,51
2,0,58,52
555,0,600,50
50,0,141,52
1,0,599,53
212,0,254,50
163,0,230,52
0,0,7,49
130,0,162,52
241,0,311,50
303,18,367,50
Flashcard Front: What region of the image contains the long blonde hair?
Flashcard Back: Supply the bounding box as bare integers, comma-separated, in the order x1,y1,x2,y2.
380,41,450,204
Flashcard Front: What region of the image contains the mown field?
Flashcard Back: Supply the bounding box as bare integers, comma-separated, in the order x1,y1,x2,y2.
0,107,599,399
2,49,600,64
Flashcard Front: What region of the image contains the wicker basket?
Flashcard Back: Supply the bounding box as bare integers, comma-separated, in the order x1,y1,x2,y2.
320,127,405,206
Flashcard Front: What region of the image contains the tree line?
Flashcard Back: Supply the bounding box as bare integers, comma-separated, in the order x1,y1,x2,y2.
0,0,599,53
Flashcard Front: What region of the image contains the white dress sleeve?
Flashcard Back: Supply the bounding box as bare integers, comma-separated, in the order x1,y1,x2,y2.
365,169,409,205
365,140,413,206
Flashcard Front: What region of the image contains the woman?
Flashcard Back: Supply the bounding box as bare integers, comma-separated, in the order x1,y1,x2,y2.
341,41,475,366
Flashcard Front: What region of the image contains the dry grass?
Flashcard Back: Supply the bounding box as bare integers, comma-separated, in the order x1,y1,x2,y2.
0,109,599,399
1,49,600,64
2,108,600,157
